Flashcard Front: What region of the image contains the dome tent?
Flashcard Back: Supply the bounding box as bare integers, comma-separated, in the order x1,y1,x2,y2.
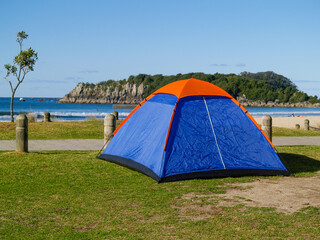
98,78,289,182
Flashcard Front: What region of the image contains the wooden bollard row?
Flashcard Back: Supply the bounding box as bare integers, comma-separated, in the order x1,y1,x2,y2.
261,116,311,142
14,111,311,154
15,111,119,153
18,111,312,153
15,112,274,154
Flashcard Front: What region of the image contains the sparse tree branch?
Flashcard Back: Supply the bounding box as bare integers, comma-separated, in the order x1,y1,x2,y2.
17,65,22,81
20,70,27,83
8,80,14,93
4,31,37,122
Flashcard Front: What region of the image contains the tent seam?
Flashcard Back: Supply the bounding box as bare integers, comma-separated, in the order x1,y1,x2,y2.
160,98,180,178
203,96,226,170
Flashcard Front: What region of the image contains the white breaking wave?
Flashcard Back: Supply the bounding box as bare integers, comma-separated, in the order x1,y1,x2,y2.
0,111,130,121
0,116,15,120
48,111,130,117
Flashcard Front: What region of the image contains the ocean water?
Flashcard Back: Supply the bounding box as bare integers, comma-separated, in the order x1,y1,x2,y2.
0,97,320,121
0,97,131,121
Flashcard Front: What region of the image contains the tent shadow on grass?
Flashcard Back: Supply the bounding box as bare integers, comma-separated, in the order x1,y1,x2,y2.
279,153,320,174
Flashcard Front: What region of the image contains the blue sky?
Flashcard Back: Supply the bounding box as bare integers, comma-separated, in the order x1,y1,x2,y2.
0,0,319,97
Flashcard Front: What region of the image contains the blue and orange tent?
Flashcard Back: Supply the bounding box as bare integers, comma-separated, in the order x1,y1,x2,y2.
98,78,289,182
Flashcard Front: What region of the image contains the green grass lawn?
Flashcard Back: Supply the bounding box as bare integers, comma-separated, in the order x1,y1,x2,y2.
0,121,104,140
272,127,320,136
0,120,320,140
0,120,122,140
0,146,319,239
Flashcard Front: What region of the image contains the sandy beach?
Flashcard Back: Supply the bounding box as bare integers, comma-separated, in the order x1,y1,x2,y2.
254,116,320,129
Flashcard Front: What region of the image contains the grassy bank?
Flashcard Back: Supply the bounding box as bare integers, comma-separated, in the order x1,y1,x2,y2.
0,120,320,140
0,121,121,140
0,121,104,140
0,146,319,239
272,127,320,136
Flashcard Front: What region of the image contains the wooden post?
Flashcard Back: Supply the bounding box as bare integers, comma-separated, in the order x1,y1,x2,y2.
262,115,272,142
44,112,51,122
295,124,300,129
112,111,119,120
304,119,309,130
16,114,28,152
104,114,116,145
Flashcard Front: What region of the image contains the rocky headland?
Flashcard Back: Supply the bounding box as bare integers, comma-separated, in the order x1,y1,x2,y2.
59,83,320,107
59,72,320,107
59,82,144,104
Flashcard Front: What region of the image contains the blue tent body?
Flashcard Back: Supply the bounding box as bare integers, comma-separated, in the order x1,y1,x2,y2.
98,79,289,182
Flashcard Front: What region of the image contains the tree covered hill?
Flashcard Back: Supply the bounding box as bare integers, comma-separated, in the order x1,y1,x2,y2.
81,71,319,103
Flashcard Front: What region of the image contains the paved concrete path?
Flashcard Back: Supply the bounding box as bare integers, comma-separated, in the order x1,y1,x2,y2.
272,136,320,146
0,139,104,151
0,137,320,151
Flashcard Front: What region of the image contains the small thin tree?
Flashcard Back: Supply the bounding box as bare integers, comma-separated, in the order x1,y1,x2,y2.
4,31,38,122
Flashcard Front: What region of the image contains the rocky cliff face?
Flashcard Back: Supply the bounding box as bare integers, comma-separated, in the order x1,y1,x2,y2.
60,81,320,107
59,82,145,104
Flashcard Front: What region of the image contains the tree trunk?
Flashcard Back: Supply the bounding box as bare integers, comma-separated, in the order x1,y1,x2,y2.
10,92,15,122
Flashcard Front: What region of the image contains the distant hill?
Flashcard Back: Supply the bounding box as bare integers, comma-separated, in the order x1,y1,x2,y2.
59,71,320,105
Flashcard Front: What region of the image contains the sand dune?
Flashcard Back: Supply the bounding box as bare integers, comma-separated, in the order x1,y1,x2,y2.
254,116,320,129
